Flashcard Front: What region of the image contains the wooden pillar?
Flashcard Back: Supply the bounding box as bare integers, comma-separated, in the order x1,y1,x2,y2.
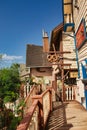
62,67,65,101
66,88,68,100
72,87,73,100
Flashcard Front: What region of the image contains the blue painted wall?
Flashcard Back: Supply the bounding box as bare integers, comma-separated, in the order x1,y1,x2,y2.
82,59,87,109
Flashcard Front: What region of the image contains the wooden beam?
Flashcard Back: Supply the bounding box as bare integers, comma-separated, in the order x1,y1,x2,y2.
46,63,71,67
48,51,71,53
51,63,71,66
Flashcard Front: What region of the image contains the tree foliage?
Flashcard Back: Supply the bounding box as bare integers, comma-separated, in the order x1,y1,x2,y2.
0,63,21,103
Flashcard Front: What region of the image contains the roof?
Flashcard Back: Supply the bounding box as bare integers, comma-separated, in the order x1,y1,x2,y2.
26,44,51,67
50,23,63,51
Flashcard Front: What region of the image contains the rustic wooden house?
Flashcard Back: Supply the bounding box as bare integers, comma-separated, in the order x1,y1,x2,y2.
26,41,52,91
48,23,78,101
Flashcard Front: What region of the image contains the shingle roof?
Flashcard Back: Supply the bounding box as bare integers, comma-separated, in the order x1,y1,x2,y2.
26,44,51,67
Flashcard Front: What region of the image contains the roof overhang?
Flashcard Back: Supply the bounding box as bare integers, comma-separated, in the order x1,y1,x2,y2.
50,23,63,51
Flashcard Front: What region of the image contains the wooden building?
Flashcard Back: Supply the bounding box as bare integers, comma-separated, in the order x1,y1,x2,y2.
26,43,52,91
47,22,78,101
73,0,87,109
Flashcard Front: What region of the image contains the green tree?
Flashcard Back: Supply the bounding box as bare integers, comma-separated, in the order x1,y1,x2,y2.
0,63,20,103
0,63,21,129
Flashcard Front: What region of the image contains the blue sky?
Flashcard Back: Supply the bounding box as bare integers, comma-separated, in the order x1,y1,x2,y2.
0,0,63,67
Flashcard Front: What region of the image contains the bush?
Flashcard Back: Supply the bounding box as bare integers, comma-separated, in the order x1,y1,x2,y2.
8,116,22,130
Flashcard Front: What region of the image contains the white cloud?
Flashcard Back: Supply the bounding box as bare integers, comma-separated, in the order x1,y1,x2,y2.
0,54,24,68
2,54,23,61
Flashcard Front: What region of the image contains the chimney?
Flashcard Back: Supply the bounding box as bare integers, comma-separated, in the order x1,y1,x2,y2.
42,30,49,52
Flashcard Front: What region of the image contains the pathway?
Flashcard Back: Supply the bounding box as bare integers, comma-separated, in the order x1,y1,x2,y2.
45,101,87,130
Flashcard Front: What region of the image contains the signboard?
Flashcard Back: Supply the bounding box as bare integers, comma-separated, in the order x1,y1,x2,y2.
70,72,78,78
76,19,86,49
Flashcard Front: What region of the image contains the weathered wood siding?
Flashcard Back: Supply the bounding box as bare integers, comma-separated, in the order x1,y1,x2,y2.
73,0,87,78
62,34,77,69
74,0,87,32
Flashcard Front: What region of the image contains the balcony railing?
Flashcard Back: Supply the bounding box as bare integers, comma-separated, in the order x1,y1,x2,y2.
23,85,37,116
17,87,54,130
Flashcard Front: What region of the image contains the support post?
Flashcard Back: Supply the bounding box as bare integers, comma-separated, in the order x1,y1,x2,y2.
62,67,65,101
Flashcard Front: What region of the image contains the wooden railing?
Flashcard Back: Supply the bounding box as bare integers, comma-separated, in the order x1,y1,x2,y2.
17,100,39,130
32,88,52,129
22,86,37,116
17,87,54,130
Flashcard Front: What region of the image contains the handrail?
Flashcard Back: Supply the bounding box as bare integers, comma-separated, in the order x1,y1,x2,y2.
24,86,35,104
32,87,52,99
17,87,53,130
17,100,39,130
20,85,38,116
32,88,52,129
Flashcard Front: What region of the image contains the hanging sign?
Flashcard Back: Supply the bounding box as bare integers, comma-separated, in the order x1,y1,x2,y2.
76,19,86,49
